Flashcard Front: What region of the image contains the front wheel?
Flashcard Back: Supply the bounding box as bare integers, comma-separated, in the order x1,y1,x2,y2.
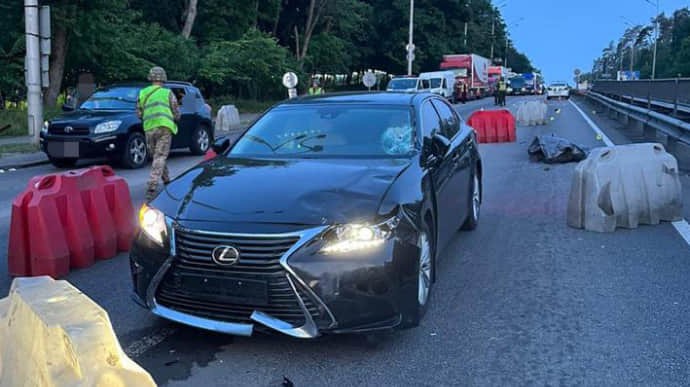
121,131,148,169
461,166,481,230
415,223,435,324
190,125,211,155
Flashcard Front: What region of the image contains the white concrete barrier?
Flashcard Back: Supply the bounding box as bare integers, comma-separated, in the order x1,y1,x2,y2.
516,100,547,126
567,143,683,232
0,276,156,387
215,105,241,133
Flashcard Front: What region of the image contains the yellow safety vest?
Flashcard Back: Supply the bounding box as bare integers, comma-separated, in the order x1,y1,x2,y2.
138,85,177,134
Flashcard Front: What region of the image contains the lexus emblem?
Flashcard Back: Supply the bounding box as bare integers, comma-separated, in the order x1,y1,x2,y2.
211,245,240,265
64,126,73,133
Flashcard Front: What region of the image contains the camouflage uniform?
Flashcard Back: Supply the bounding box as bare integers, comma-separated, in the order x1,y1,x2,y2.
136,67,181,202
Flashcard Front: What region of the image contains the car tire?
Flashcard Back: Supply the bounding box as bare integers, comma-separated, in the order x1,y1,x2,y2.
461,165,481,231
414,221,435,322
48,156,78,169
120,131,148,169
189,125,211,155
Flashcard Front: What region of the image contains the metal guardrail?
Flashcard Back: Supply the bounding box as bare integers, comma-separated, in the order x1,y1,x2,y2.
584,91,690,152
591,79,690,117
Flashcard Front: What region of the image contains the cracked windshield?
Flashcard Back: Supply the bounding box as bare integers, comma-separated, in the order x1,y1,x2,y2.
1,0,690,386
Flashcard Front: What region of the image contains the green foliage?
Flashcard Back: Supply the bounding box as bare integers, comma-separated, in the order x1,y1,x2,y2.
198,29,299,100
592,7,690,79
1,0,535,109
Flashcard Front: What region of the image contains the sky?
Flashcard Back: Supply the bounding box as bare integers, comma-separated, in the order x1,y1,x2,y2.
499,0,690,84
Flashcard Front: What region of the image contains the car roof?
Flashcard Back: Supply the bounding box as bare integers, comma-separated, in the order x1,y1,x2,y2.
275,91,433,107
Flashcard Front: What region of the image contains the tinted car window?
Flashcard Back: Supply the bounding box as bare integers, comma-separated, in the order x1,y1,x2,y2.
230,105,414,157
431,99,459,139
422,101,442,138
79,87,138,110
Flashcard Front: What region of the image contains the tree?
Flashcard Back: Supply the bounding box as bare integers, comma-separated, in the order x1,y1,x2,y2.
181,0,198,38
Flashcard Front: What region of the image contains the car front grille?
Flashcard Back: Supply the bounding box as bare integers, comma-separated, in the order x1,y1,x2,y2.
155,228,322,327
49,124,90,135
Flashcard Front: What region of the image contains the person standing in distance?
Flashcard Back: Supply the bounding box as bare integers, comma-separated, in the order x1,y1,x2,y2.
137,66,180,202
308,78,324,95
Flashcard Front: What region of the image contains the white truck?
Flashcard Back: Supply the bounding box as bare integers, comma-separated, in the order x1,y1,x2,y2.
386,77,430,93
418,71,457,103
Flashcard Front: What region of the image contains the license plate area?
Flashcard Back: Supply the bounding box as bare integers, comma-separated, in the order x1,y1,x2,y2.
179,274,269,306
47,141,79,158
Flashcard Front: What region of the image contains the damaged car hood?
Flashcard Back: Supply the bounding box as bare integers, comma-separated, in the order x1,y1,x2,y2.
158,156,412,225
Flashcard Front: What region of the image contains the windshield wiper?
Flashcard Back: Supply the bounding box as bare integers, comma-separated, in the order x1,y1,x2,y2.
274,134,327,152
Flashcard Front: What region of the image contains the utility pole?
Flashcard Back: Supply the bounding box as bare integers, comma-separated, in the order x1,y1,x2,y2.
25,0,42,145
490,16,495,60
407,0,414,76
464,22,468,48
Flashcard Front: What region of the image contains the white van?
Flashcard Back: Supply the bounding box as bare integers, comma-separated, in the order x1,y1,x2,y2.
419,71,456,102
386,77,430,93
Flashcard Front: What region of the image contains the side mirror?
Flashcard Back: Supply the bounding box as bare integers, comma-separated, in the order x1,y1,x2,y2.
423,134,450,167
211,135,231,154
431,133,451,156
62,103,75,112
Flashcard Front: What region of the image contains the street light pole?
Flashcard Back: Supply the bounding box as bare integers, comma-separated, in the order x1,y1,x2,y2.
407,0,414,76
652,0,659,79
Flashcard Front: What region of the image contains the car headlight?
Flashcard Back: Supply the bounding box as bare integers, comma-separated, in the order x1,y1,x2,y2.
94,120,122,134
138,204,167,246
42,120,49,133
321,217,399,254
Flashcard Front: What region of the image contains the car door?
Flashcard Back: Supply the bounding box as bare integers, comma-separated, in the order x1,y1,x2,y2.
169,86,199,149
432,98,471,232
421,99,457,248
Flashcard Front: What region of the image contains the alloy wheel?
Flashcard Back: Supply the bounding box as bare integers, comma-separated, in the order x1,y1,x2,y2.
472,174,480,221
130,137,147,165
198,128,210,151
418,232,432,306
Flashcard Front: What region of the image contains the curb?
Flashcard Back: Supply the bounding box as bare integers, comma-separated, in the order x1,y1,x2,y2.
0,153,50,170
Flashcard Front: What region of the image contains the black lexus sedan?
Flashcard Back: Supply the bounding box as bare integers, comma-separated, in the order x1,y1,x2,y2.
40,82,214,169
130,92,482,339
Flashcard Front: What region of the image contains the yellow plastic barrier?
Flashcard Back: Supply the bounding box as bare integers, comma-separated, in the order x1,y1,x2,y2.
0,276,156,387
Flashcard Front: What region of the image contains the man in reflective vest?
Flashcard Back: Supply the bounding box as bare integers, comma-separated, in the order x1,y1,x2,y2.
136,66,180,202
497,77,507,107
308,79,324,95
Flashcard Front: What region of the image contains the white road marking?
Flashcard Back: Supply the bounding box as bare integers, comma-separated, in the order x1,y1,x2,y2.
123,326,177,358
569,99,614,146
672,220,690,246
570,99,690,248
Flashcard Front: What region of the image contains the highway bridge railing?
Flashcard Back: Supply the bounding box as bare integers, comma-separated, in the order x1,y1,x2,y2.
591,79,690,117
582,91,690,162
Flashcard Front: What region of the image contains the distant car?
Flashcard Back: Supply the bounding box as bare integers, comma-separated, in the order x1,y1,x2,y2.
40,82,214,169
130,92,483,339
546,82,570,100
508,77,527,95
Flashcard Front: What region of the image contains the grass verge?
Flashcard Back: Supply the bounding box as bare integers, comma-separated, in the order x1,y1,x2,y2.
0,143,40,157
0,107,64,137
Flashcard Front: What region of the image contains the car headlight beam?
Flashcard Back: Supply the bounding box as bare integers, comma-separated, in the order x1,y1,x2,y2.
138,204,167,246
94,120,122,134
321,216,399,254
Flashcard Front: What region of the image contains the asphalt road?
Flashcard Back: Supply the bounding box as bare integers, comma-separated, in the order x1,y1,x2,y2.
1,95,690,386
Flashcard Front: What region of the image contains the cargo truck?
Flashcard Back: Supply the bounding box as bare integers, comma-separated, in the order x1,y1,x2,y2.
439,54,491,100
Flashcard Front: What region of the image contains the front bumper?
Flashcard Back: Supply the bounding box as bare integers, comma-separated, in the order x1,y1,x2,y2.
130,218,420,338
40,133,127,159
